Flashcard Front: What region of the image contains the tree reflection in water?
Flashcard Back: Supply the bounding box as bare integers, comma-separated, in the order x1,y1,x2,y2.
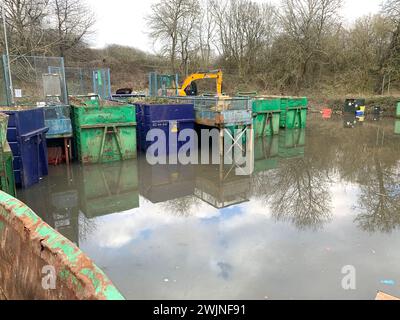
353,143,400,233
253,126,336,231
336,121,400,233
267,157,333,230
161,196,203,217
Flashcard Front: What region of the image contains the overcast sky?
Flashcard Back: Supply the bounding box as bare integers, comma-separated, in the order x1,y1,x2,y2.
86,0,383,53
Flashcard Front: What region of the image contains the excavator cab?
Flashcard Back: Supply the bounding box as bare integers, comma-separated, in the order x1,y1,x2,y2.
178,69,223,97
184,82,198,96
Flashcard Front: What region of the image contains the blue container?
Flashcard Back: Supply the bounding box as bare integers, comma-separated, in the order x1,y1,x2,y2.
135,103,195,155
44,105,73,138
0,107,49,188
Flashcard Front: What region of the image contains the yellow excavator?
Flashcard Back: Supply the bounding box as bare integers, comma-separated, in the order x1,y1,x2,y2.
178,69,223,97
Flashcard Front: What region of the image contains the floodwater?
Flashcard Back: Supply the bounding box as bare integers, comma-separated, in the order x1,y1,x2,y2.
18,114,400,300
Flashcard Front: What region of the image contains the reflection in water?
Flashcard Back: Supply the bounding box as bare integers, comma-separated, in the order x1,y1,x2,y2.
139,158,195,205
351,126,400,233
160,196,203,217
18,119,400,235
254,136,279,175
18,166,81,245
15,117,400,299
79,160,139,219
257,129,333,230
268,159,333,230
194,164,251,209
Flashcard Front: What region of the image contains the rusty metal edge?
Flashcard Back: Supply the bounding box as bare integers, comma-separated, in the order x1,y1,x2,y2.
376,291,400,301
0,191,125,300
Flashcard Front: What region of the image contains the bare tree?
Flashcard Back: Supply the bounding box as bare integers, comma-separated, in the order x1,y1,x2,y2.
382,0,400,21
176,0,201,76
50,0,95,60
1,0,52,55
210,0,277,77
381,0,400,89
278,0,343,92
198,0,216,69
147,0,200,73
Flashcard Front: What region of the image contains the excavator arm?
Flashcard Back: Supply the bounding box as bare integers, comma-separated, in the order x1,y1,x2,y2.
178,70,223,96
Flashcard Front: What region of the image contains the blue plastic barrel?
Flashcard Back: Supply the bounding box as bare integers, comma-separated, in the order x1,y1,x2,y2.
0,107,49,188
356,110,365,117
135,103,195,155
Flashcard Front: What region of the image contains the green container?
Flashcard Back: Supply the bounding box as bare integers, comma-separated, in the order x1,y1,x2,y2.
0,113,8,150
0,143,16,197
254,136,279,173
71,96,137,164
396,101,400,118
278,129,306,159
285,107,308,129
280,97,308,129
395,120,400,135
252,98,281,137
288,97,308,108
279,97,290,128
80,160,139,218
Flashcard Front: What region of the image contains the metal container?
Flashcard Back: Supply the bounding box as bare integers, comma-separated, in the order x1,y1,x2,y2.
135,103,195,154
251,97,281,137
395,120,400,135
0,191,124,300
0,142,16,197
280,97,308,129
0,113,8,150
70,96,137,164
0,107,48,188
44,105,73,138
166,96,253,127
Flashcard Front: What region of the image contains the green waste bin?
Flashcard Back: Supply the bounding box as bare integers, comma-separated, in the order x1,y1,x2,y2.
279,97,308,129
70,95,137,164
279,97,289,128
0,113,8,150
396,101,400,118
252,98,281,137
0,142,16,197
395,120,400,135
282,97,308,129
